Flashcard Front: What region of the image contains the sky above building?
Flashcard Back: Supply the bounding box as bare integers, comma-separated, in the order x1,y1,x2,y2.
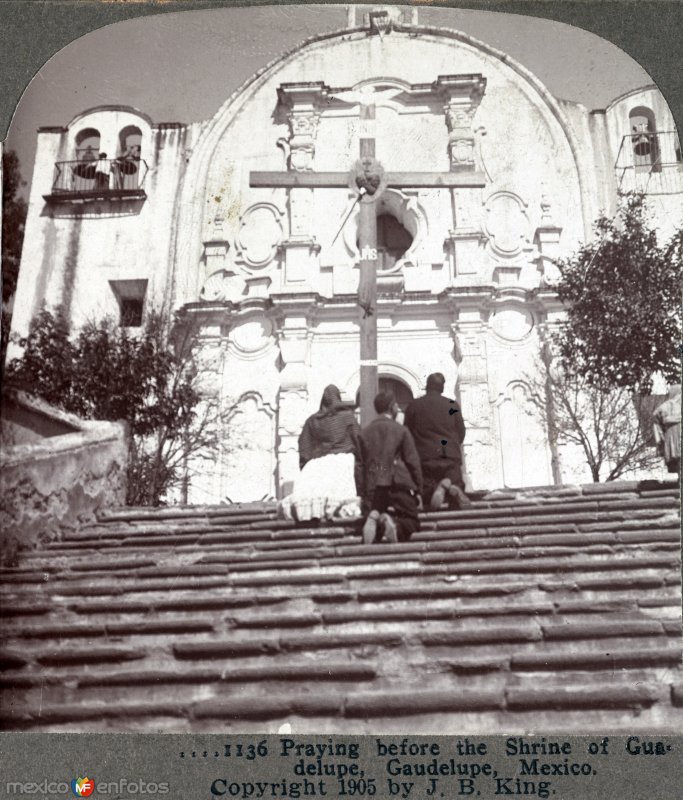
6,4,654,193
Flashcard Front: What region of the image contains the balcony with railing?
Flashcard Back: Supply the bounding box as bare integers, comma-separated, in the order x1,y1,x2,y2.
615,129,683,194
43,156,149,203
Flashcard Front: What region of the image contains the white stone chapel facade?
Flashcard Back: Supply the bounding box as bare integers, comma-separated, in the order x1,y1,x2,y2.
10,9,682,502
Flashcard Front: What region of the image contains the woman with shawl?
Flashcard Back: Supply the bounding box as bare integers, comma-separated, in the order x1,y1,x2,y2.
279,385,361,522
653,384,681,478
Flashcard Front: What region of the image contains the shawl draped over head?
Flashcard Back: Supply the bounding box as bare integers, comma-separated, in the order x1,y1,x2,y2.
298,385,361,468
653,385,681,468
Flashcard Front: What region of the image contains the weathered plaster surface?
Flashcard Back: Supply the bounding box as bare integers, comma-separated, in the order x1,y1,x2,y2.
0,391,127,564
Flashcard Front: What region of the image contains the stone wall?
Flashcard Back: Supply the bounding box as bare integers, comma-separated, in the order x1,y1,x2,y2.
0,391,128,564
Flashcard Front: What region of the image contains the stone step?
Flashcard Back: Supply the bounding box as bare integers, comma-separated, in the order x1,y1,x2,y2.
31,520,681,562
5,598,677,641
51,489,680,543
2,680,667,729
2,566,679,618
1,480,679,733
20,548,665,592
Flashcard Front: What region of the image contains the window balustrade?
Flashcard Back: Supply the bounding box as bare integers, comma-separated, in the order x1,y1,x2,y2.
45,156,149,201
615,130,683,194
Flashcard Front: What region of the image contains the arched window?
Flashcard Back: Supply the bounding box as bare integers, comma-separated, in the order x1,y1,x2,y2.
74,128,100,162
629,107,661,173
118,125,142,160
115,126,143,189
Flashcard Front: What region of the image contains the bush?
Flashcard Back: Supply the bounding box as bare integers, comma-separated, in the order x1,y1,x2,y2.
6,308,218,505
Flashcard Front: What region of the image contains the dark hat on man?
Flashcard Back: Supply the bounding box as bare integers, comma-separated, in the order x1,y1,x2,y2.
426,372,445,392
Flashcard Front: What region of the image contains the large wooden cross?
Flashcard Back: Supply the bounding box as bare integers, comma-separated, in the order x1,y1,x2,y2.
250,88,486,424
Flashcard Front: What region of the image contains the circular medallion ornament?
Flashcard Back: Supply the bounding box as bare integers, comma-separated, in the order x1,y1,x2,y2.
230,315,274,355
490,306,534,341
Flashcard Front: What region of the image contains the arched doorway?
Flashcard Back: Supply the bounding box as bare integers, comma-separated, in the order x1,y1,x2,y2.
356,376,414,419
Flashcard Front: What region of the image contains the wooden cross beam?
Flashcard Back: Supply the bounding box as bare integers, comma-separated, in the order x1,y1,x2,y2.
250,90,486,424
250,171,486,189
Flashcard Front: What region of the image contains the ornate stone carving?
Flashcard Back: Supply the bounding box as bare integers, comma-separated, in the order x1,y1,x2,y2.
199,211,234,300
192,340,225,397
533,190,563,284
444,107,477,169
287,113,320,171
453,325,489,386
490,305,534,342
277,83,329,172
433,75,487,173
200,270,235,302
483,191,531,258
202,211,230,268
229,314,275,357
278,389,309,436
235,203,283,269
221,393,276,502
369,9,392,37
350,157,386,197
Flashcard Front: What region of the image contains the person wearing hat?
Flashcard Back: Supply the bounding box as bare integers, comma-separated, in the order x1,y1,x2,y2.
404,372,471,510
357,391,422,544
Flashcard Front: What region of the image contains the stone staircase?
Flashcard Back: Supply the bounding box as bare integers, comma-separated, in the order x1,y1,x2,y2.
1,480,681,732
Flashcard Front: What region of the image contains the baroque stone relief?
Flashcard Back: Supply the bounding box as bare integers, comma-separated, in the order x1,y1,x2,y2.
483,191,531,258
200,270,243,302
235,203,283,270
278,389,309,436
490,305,534,342
192,341,225,396
228,314,276,359
221,392,276,502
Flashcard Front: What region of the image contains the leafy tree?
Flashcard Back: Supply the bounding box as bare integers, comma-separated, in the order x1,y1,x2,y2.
6,308,227,506
553,192,682,394
1,150,28,367
2,150,27,304
525,350,661,483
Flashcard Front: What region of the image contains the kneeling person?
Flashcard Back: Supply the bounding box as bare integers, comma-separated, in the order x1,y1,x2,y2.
357,391,422,544
404,372,471,511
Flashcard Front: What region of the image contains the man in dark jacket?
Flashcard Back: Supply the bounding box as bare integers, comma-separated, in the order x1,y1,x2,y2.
404,372,471,511
357,391,423,544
